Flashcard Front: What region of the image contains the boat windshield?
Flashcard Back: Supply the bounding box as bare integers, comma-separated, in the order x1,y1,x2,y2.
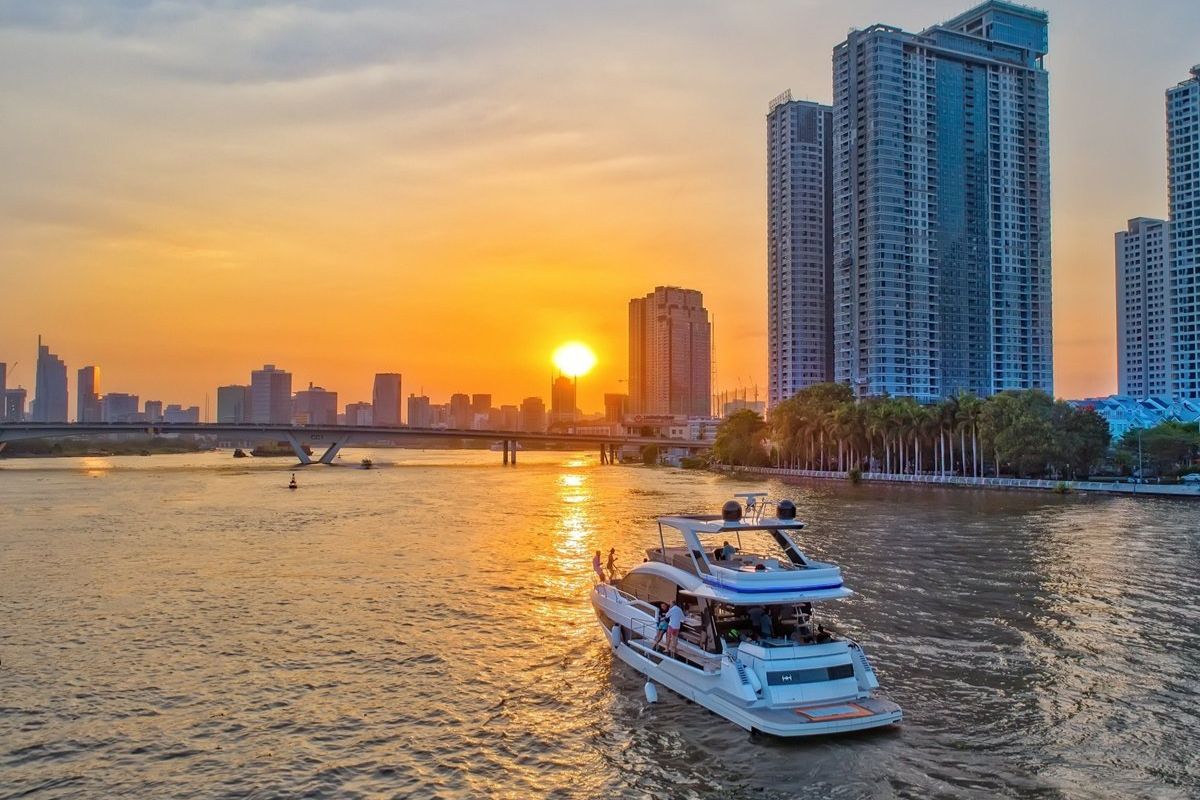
700,529,807,570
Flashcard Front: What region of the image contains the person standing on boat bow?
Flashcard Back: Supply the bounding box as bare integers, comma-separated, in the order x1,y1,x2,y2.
605,548,618,579
592,550,606,582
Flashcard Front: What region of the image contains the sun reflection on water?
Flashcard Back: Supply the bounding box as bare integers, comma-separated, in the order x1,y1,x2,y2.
80,457,112,477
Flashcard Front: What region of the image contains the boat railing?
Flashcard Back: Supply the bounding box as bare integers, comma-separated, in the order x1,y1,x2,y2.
595,583,659,617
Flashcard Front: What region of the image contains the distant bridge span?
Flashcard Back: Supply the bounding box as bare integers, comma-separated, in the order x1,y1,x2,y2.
0,422,709,465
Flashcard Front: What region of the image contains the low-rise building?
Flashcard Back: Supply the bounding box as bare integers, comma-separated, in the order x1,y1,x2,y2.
1068,395,1200,439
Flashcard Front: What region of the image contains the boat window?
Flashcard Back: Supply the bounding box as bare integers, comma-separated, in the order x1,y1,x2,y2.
620,572,679,606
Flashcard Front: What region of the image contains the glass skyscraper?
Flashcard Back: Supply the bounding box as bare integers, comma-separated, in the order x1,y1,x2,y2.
767,92,833,406
832,1,1053,402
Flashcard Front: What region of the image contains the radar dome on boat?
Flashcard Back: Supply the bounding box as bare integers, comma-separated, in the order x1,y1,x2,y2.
721,500,742,522
776,500,797,520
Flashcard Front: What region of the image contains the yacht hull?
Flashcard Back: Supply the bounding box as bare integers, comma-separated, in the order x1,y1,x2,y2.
592,591,902,738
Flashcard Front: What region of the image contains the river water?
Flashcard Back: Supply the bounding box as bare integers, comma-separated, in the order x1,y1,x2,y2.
1,450,1197,799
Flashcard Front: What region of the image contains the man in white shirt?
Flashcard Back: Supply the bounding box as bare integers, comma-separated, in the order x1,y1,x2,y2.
665,600,685,657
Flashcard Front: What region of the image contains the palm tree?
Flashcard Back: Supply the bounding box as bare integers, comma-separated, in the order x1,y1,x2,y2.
865,399,886,473
957,392,983,478
937,396,960,477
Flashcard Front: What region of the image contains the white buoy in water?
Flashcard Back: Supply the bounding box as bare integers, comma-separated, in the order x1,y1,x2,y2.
644,681,658,703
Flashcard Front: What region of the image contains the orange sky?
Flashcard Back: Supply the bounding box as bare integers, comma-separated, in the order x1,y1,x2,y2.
2,1,1198,415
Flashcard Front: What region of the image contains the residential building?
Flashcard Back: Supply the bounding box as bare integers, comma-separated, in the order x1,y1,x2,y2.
628,286,712,417
1167,65,1200,397
549,376,577,426
519,396,547,432
77,366,101,422
407,394,432,428
101,392,140,423
293,383,338,425
722,398,767,418
833,2,1053,402
449,393,471,429
345,401,373,426
604,393,629,423
216,385,250,424
250,364,292,424
767,92,834,405
499,404,519,431
372,373,403,426
429,403,450,428
163,404,200,423
1069,395,1200,440
4,387,27,421
1116,218,1171,397
144,400,163,423
32,336,68,422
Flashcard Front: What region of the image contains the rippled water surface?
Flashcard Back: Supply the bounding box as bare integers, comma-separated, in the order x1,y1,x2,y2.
2,450,1198,799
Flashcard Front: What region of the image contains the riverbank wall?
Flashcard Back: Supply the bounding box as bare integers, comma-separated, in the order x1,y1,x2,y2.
717,466,1200,498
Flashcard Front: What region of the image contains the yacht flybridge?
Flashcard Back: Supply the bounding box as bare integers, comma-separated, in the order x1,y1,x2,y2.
590,494,902,737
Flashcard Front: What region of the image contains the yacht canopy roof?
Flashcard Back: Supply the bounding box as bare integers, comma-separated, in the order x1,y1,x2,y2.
657,515,806,534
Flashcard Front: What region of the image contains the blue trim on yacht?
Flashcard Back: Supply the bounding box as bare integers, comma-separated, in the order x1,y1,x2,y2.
699,577,844,594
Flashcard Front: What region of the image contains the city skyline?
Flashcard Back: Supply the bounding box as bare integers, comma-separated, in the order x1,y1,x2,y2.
2,2,1198,410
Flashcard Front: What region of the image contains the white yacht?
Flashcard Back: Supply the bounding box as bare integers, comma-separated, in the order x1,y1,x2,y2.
590,494,902,737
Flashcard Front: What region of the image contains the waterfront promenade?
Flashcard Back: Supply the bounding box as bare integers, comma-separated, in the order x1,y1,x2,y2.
721,466,1200,498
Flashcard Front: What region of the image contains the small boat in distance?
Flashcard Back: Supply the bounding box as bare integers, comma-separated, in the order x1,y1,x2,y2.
361,458,373,469
288,474,298,490
233,448,247,458
590,495,902,738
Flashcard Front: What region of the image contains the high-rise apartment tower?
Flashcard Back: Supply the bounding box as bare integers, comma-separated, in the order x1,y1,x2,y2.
1167,65,1200,397
767,92,834,405
833,1,1053,402
628,286,712,417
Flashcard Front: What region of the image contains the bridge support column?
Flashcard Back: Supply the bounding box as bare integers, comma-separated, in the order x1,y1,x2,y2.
599,444,608,465
318,436,351,465
283,432,314,466
510,440,516,465
503,440,509,465
609,444,617,464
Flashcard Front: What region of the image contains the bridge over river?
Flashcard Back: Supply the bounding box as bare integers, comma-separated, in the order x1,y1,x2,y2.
0,422,709,466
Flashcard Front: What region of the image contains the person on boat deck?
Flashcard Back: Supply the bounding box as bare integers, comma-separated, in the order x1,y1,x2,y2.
815,624,834,643
720,541,736,560
651,602,670,651
791,621,814,644
665,600,685,657
747,606,773,638
592,551,606,582
605,548,618,578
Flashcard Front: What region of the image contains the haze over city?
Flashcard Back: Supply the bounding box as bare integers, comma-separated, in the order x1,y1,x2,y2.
1,0,1197,410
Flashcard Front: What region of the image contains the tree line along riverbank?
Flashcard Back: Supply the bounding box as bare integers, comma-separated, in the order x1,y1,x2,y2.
0,435,210,458
709,384,1200,482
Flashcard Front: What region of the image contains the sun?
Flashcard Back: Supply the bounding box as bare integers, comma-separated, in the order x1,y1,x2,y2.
552,341,597,378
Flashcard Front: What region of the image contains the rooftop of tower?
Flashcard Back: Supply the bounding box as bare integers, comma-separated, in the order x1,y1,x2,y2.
929,0,1048,58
